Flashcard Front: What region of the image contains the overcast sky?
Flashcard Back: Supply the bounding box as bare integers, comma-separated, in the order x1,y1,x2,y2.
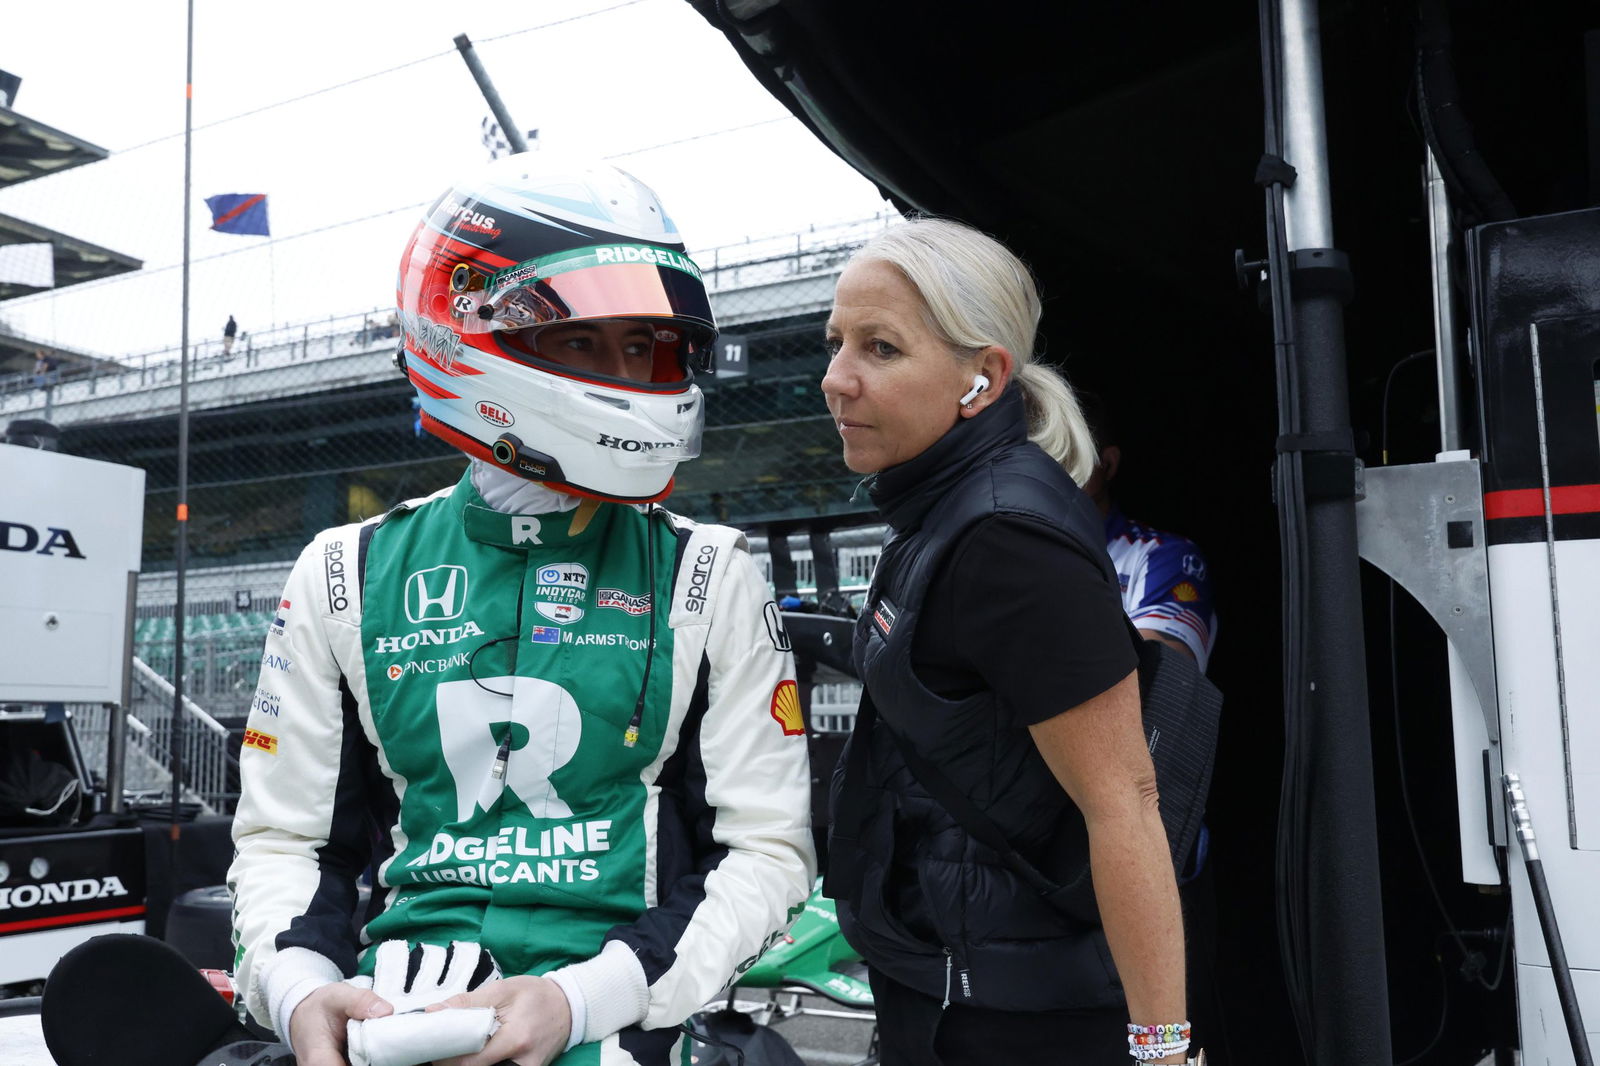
0,0,890,360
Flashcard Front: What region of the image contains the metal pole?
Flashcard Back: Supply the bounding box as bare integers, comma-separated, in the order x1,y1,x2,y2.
1279,0,1334,250
108,570,137,815
454,34,528,153
172,0,194,840
1425,150,1465,452
1273,0,1394,1061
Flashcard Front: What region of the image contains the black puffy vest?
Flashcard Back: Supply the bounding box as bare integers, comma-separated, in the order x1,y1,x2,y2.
828,387,1126,1012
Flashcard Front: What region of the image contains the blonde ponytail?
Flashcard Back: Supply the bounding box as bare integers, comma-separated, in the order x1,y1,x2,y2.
1014,362,1096,485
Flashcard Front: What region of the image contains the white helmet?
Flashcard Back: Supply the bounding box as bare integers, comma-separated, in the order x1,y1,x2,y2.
395,154,716,503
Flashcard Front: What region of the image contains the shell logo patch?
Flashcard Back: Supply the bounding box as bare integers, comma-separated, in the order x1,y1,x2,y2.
1173,581,1200,603
769,680,804,737
242,729,278,755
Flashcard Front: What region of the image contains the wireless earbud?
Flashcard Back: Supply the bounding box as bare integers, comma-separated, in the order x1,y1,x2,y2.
958,374,990,406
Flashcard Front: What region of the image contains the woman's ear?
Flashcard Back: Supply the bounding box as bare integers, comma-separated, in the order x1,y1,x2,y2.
962,346,1015,416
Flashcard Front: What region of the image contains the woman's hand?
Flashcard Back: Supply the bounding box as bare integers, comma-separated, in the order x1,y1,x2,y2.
288,981,393,1066
430,974,573,1066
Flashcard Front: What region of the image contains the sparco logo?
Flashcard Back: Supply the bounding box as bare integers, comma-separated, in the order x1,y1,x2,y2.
596,433,682,453
324,540,349,612
477,401,514,427
373,620,485,654
684,544,717,614
0,521,85,559
405,565,468,623
0,876,129,910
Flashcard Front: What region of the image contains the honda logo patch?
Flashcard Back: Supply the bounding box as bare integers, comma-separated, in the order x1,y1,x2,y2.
405,565,469,623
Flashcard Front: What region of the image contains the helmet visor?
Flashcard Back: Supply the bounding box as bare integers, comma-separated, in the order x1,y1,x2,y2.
459,243,714,340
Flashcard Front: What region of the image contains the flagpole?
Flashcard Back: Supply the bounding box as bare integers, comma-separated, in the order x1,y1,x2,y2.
454,35,528,153
171,0,194,842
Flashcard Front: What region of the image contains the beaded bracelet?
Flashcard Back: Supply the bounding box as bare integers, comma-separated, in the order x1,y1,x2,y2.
1128,1038,1192,1061
1127,1022,1192,1040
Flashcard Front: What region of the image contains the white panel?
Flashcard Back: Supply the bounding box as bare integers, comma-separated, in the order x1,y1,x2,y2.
1553,540,1600,849
0,447,145,704
1514,961,1600,1066
1495,539,1600,1062
0,917,145,985
1446,640,1500,884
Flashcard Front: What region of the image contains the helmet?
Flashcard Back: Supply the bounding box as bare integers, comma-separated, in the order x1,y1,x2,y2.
396,155,716,503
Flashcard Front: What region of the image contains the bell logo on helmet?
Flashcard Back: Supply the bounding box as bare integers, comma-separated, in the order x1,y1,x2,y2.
477,401,515,427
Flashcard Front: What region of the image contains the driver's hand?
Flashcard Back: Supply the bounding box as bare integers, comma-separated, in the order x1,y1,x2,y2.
288,981,393,1066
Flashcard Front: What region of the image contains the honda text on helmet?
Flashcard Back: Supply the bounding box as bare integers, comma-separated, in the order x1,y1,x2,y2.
396,155,717,502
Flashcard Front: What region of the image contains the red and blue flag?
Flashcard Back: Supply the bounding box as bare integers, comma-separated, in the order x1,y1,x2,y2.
205,193,270,236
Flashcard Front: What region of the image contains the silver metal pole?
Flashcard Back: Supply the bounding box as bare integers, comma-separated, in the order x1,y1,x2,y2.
1279,0,1334,251
454,34,528,154
108,570,137,815
1425,150,1465,452
172,0,194,837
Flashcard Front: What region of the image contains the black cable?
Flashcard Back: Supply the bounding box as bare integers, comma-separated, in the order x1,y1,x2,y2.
468,575,528,776
623,505,662,748
467,634,520,699
1258,0,1315,1050
1394,949,1450,1066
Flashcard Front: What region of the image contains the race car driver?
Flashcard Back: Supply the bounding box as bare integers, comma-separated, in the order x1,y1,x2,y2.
228,155,816,1066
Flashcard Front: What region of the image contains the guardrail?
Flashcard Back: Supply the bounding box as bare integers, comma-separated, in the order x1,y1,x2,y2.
71,659,239,815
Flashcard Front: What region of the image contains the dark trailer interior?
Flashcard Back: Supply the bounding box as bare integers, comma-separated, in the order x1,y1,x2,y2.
688,1,1600,1063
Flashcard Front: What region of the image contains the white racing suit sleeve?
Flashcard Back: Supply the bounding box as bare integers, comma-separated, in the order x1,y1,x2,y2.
555,526,816,1036
229,527,375,1032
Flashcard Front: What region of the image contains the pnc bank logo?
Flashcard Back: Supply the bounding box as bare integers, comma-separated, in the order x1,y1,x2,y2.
405,565,468,623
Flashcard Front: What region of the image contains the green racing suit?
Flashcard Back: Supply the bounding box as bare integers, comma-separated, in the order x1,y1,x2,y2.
229,468,815,1064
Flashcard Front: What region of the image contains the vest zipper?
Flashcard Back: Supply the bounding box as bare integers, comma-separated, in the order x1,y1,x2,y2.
941,947,953,1010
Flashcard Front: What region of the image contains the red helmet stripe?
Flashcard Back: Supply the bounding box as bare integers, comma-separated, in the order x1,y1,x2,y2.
407,369,460,400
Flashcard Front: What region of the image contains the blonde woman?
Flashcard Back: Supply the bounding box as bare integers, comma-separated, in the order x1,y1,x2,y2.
823,219,1190,1065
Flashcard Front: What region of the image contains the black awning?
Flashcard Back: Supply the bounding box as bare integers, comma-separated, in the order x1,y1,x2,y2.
0,105,110,188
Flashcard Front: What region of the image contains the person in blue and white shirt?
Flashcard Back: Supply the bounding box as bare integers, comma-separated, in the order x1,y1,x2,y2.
1078,393,1218,672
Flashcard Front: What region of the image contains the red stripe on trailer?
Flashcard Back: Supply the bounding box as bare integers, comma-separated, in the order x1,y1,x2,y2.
0,904,146,936
1484,484,1600,519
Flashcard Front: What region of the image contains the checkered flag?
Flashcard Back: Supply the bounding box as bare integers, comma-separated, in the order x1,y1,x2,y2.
482,117,539,161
